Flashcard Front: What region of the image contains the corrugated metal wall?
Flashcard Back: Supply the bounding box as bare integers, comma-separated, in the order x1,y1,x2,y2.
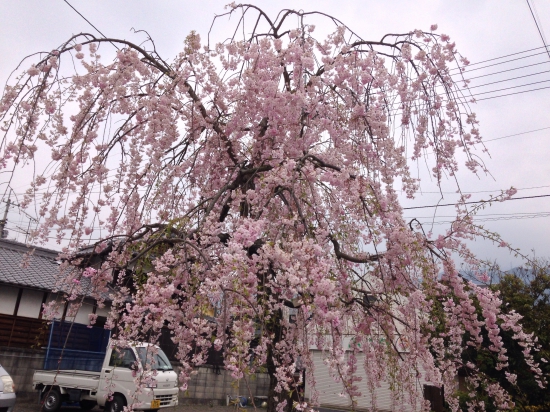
306,351,428,412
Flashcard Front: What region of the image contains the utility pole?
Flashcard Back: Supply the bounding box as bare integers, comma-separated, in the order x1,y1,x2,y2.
0,198,10,238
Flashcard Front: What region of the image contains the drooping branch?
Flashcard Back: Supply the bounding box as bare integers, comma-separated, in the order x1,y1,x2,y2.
330,236,381,263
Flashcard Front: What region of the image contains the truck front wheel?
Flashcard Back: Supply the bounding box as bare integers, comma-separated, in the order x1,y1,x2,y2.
42,388,62,412
107,394,125,412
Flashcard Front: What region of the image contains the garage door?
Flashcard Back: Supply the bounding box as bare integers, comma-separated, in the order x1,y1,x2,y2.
306,351,427,411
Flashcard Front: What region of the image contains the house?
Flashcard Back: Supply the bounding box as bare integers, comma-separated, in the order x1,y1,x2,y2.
304,293,444,411
0,238,111,348
306,340,435,412
0,238,273,404
0,238,112,398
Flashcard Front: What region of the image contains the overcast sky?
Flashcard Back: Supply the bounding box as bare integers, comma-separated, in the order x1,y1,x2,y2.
0,1,549,269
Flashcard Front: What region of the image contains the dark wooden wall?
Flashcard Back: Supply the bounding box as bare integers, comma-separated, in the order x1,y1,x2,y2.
0,313,49,348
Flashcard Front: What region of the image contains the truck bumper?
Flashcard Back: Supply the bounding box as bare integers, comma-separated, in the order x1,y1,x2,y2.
154,392,178,409
132,388,178,410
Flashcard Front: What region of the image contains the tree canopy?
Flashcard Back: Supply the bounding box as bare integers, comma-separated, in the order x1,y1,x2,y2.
0,4,544,411
485,262,550,409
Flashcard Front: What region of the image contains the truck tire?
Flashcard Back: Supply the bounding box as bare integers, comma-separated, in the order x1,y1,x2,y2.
42,388,62,412
80,400,97,410
106,394,125,412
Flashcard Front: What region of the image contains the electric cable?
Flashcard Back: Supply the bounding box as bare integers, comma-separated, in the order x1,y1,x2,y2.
418,184,550,195
384,74,550,115
483,126,550,143
448,46,550,71
62,0,120,50
403,194,550,210
466,60,550,81
526,0,550,60
467,70,550,89
381,64,550,113
475,84,550,101
407,211,550,219
412,212,550,225
453,50,550,74
464,78,550,97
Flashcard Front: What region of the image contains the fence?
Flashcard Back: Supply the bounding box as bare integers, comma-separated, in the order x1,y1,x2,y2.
0,313,49,348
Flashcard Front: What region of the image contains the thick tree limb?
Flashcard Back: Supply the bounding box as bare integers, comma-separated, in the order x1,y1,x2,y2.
330,237,381,263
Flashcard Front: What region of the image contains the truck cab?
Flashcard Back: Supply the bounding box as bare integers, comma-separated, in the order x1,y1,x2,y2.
98,342,179,411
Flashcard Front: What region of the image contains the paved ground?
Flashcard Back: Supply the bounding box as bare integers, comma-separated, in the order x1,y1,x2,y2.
14,404,236,412
13,400,237,412
13,400,346,412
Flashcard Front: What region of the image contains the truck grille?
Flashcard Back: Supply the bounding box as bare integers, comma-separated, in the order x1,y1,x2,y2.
155,394,177,406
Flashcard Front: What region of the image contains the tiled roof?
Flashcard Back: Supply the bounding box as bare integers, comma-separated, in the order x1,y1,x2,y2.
0,239,112,300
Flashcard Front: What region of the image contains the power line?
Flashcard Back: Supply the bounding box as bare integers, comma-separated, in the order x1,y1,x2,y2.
457,50,549,73
468,78,550,97
484,126,550,143
383,67,550,113
475,84,550,102
526,0,550,60
449,46,550,71
407,211,550,219
412,212,550,225
62,0,120,50
468,70,550,90
62,0,108,39
466,60,550,81
383,54,550,102
19,192,550,213
418,184,550,195
403,194,550,210
385,81,550,116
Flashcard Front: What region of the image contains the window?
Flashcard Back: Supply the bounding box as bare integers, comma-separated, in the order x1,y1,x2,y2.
135,347,173,371
109,348,137,368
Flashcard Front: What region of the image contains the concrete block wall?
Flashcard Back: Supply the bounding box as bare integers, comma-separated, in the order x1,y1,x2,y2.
180,365,270,405
0,347,270,405
0,346,45,400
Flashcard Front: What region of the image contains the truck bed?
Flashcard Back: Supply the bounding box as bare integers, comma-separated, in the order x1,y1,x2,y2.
33,369,101,391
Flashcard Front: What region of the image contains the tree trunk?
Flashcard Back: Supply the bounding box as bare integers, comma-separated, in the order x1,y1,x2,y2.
266,310,293,412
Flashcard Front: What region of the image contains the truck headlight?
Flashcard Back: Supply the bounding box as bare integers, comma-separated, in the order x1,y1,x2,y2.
1,376,14,393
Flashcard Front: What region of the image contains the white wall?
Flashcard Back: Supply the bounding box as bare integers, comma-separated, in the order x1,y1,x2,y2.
1,288,110,325
17,289,45,318
96,304,110,317
65,300,97,325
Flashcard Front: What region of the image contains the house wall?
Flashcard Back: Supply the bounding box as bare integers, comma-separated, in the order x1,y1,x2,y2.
66,300,100,325
0,286,109,326
17,289,45,318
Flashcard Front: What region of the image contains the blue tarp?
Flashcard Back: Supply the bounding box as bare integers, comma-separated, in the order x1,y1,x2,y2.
44,320,110,372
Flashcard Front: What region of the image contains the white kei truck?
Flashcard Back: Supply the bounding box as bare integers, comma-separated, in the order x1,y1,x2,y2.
33,341,179,412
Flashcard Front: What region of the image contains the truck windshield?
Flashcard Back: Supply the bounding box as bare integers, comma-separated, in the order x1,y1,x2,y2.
136,347,173,371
